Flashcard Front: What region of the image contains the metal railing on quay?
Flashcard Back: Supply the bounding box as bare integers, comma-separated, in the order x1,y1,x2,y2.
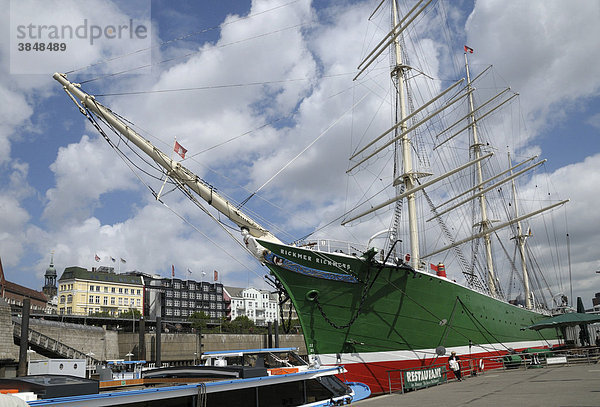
501,347,600,370
385,348,600,395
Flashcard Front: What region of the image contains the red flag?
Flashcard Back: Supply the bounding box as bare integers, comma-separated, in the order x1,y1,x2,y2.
464,45,474,54
95,254,100,262
213,270,218,282
174,141,187,159
430,263,438,272
171,264,175,278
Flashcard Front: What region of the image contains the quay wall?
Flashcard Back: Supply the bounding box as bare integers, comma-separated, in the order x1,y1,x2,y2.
28,319,120,360
118,332,307,363
0,315,306,366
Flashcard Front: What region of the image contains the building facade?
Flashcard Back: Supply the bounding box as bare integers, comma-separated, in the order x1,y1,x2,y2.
224,286,281,326
135,274,226,322
0,257,49,314
57,266,143,316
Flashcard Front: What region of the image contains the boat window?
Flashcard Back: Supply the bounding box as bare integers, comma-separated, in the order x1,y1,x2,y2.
258,381,305,406
207,387,256,407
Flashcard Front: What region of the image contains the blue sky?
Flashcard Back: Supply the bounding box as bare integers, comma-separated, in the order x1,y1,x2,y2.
1,0,599,308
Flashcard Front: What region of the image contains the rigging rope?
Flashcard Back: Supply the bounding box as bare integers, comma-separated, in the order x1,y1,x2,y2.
238,91,371,208
80,100,264,279
80,22,312,84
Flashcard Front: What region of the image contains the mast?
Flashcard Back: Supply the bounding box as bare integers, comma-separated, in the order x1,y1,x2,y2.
464,52,497,295
509,152,532,308
53,73,280,245
392,0,420,269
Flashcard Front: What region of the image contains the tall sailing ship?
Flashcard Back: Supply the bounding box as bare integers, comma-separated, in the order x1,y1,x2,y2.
53,0,569,394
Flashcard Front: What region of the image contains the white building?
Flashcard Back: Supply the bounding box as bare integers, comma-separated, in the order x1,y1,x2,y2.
224,286,280,326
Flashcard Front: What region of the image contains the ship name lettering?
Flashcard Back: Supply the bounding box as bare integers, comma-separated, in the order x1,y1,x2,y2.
279,249,351,270
280,249,312,262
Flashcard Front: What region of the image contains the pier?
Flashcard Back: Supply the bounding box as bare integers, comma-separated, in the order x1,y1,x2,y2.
353,363,600,406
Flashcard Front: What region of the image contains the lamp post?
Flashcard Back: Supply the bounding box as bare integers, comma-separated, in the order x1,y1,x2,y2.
125,352,133,361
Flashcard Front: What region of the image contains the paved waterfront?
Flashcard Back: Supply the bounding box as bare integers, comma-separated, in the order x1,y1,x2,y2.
352,364,600,406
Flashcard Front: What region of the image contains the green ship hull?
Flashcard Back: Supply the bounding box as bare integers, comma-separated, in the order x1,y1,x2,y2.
258,239,558,393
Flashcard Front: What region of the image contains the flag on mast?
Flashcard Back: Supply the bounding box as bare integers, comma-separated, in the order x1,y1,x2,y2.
120,258,126,263
464,45,474,53
94,254,100,262
174,141,187,159
171,264,175,278
213,270,218,282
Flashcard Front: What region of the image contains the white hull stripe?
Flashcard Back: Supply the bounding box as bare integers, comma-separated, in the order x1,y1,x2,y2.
311,339,560,365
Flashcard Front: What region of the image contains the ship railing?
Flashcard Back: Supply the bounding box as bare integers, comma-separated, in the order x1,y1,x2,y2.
297,239,368,256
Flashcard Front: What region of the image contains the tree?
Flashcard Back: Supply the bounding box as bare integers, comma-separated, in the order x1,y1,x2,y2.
120,308,141,318
189,311,211,331
227,316,259,333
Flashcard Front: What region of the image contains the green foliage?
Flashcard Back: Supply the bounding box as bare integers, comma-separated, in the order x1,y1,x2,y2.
88,311,111,317
220,316,268,334
189,311,211,331
120,309,142,318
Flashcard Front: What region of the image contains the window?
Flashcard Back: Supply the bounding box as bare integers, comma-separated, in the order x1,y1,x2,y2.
181,301,188,308
89,295,94,303
66,307,72,314
166,290,173,297
210,294,216,301
136,299,141,306
136,289,141,295
203,294,209,300
174,308,180,316
104,287,109,293
111,287,115,293
111,297,115,305
95,296,100,304
103,297,108,305
165,309,173,316
130,298,135,305
166,299,173,307
203,285,209,292
118,298,123,305
181,309,188,317
217,303,223,310
174,300,180,307
174,282,181,289
174,291,180,298
196,293,202,300
188,283,195,291
181,291,188,299
60,295,65,304
124,288,129,295
118,288,123,294
67,294,73,303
